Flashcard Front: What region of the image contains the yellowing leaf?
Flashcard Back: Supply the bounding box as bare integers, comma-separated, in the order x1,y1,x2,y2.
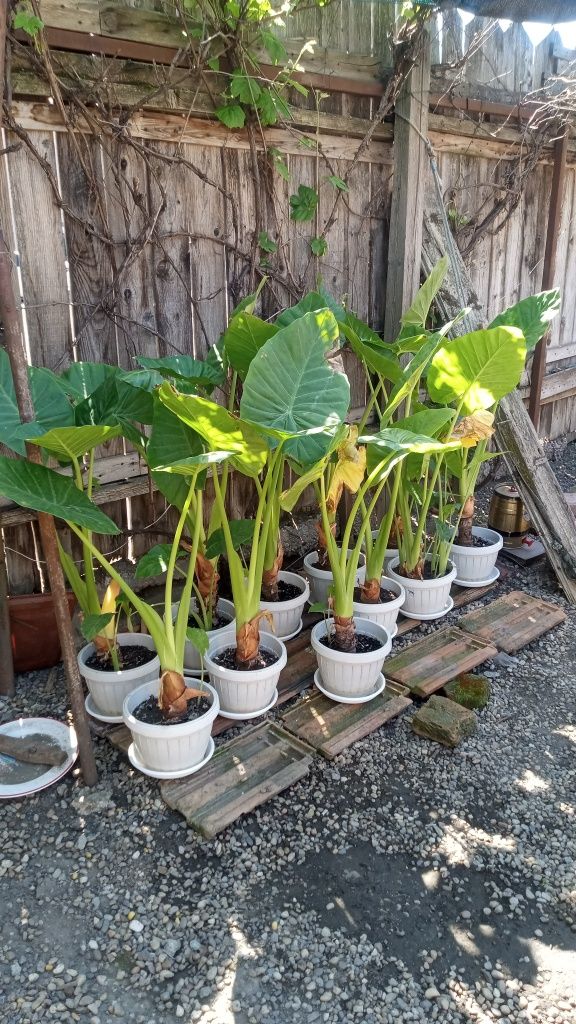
451,411,495,448
100,580,120,638
326,426,366,513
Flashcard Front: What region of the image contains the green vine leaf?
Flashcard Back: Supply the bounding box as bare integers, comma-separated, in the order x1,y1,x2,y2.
258,231,278,254
310,237,328,257
328,175,349,193
286,78,309,98
207,56,220,72
269,148,290,181
289,185,319,223
215,103,246,129
230,71,261,104
256,87,290,127
12,7,44,36
260,29,288,64
299,136,316,150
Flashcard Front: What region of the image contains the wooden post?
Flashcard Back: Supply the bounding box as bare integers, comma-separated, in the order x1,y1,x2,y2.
528,129,569,428
0,2,97,782
422,188,576,603
384,30,431,340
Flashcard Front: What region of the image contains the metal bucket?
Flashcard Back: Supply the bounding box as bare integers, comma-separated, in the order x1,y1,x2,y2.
488,483,530,538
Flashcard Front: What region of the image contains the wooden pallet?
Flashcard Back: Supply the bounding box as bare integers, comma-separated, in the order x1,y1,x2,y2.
160,722,313,838
459,590,566,654
384,627,498,697
281,679,411,759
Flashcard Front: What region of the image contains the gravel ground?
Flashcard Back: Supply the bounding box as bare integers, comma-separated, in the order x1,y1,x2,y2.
1,452,576,1024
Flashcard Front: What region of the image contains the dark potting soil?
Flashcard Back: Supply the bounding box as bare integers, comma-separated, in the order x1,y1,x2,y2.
352,585,397,604
211,646,279,671
471,535,492,548
320,631,383,654
85,645,157,673
396,562,454,582
261,580,302,602
133,694,212,727
189,611,232,631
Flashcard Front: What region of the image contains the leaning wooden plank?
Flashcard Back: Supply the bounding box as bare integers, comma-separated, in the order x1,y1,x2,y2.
107,724,131,754
160,722,313,838
281,680,412,760
459,590,566,653
385,627,497,697
422,187,576,603
0,734,66,766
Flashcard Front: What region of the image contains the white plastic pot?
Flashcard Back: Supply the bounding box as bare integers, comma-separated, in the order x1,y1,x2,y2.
78,633,160,718
311,617,391,699
260,571,310,641
123,679,219,773
172,597,235,671
450,526,503,583
204,633,287,718
387,557,456,619
352,575,405,635
303,550,366,606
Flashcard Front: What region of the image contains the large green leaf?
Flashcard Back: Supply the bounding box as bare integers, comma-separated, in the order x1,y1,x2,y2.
280,460,327,512
427,326,526,414
205,519,255,559
29,367,74,432
363,428,461,480
394,408,455,437
223,313,278,379
135,544,188,580
0,457,118,533
489,290,561,351
158,385,267,478
275,290,345,329
59,362,120,400
240,310,350,464
0,349,27,454
382,331,452,425
137,355,222,393
74,377,154,428
400,258,448,329
27,424,121,461
340,315,400,384
205,336,228,385
153,450,232,477
147,398,203,471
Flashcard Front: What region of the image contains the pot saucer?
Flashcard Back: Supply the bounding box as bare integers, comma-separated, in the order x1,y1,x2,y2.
313,669,385,705
401,596,455,621
127,737,215,780
455,567,500,588
218,689,279,721
277,619,303,643
85,693,124,725
390,624,398,639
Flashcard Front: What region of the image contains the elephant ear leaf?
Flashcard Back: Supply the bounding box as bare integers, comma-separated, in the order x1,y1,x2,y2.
0,457,118,534
223,313,278,379
400,257,448,330
240,309,349,463
427,326,526,415
489,290,561,351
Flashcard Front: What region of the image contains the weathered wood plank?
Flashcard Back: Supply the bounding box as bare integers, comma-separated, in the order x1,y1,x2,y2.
160,722,313,838
459,590,566,653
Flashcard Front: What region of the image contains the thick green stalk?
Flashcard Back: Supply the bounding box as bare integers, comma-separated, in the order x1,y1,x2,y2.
164,478,198,637
212,467,252,630
174,492,203,666
366,463,402,581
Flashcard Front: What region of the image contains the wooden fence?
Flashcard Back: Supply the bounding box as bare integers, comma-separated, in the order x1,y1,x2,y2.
2,1,576,593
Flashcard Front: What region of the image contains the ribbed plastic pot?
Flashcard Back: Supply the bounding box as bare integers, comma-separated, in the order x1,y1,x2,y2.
204,633,287,717
123,679,219,773
352,576,405,634
303,550,366,606
387,557,456,618
172,598,235,671
450,526,503,582
260,571,310,641
310,617,391,699
78,633,160,718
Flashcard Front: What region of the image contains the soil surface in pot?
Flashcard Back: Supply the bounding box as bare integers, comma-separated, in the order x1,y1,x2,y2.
353,585,397,604
320,631,383,654
261,579,302,602
212,647,279,671
457,535,492,549
133,694,212,726
396,562,453,581
188,611,232,631
84,646,157,673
